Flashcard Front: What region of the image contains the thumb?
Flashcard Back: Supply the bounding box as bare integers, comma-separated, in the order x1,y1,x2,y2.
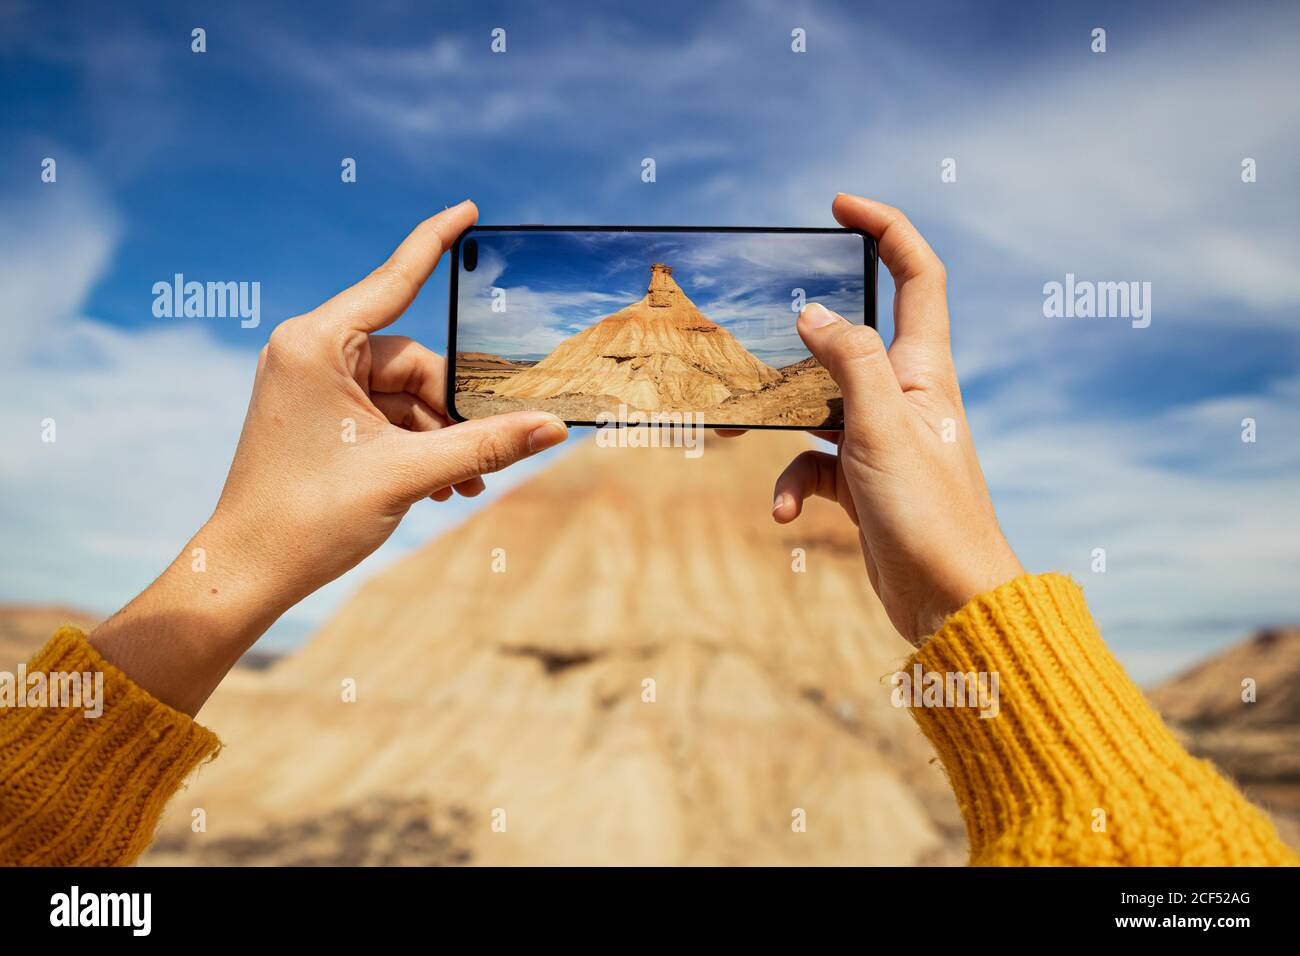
389,411,568,502
798,303,903,436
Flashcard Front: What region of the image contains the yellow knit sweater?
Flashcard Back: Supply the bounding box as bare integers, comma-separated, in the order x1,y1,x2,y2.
0,629,219,866
0,573,1293,866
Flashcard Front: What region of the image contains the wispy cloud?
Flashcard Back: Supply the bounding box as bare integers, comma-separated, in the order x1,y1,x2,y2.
457,247,632,357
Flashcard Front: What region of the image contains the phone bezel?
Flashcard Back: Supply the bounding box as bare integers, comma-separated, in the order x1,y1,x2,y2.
445,225,878,431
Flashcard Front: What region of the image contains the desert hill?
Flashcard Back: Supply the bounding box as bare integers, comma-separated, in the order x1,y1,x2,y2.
486,264,780,411
457,351,532,371
1149,627,1300,848
145,432,965,866
712,356,843,427
1149,627,1300,729
454,351,538,402
0,604,100,669
778,357,823,373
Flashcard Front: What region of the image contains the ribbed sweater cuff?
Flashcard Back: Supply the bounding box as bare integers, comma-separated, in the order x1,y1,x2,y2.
905,573,1294,865
0,627,221,866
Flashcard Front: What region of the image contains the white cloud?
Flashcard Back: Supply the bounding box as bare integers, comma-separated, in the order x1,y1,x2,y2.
456,247,632,357
974,370,1300,683
0,172,120,354
0,174,259,615
256,30,566,142
785,6,1300,349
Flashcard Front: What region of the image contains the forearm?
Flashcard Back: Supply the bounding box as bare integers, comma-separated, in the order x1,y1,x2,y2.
89,516,291,717
908,573,1297,866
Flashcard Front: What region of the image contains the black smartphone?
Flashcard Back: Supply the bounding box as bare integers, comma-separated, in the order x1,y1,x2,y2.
446,226,877,430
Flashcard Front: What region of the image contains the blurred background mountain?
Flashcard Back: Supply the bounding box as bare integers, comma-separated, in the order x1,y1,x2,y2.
1147,627,1300,849
146,432,964,866
6,433,1294,865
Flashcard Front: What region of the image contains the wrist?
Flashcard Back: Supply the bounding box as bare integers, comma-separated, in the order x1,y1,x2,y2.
913,546,1025,644
173,514,298,635
88,517,292,715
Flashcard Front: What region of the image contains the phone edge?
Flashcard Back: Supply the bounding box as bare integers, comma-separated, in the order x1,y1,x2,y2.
445,226,877,431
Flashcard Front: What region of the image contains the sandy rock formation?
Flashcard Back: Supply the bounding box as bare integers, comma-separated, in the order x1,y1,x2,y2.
711,357,843,427
456,351,528,371
454,352,536,396
147,432,965,866
488,264,780,412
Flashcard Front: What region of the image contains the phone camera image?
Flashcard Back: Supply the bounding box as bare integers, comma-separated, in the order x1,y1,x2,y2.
451,228,874,429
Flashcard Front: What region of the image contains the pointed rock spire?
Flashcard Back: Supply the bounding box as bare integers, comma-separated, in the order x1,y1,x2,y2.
488,263,780,411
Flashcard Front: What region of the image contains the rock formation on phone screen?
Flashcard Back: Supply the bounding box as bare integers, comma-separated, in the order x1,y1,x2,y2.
455,264,844,427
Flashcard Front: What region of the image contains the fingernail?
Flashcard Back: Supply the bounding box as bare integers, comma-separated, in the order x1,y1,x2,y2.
801,303,837,328
528,420,567,452
772,492,790,513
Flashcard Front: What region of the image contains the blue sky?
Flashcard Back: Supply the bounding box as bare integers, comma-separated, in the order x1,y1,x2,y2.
1,0,1297,680
455,229,867,366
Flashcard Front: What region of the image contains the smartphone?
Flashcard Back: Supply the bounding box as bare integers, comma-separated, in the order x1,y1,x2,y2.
446,226,877,430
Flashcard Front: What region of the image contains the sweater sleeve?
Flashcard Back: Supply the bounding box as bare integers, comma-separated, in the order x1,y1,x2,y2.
906,573,1296,865
0,627,221,866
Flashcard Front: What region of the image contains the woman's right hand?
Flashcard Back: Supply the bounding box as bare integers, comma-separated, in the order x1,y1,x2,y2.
773,193,1023,645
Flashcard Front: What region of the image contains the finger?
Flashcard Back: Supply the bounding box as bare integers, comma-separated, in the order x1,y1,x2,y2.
714,429,747,438
772,450,839,523
389,411,568,503
318,200,478,334
832,193,950,352
860,530,880,594
369,336,451,420
798,303,904,443
832,193,944,285
371,391,446,433
372,389,487,498
427,476,485,502
453,476,486,497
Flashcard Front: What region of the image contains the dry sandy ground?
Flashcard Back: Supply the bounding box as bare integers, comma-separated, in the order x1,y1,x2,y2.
454,358,843,428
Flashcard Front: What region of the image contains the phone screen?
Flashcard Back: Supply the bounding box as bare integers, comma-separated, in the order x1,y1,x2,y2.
447,227,875,430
